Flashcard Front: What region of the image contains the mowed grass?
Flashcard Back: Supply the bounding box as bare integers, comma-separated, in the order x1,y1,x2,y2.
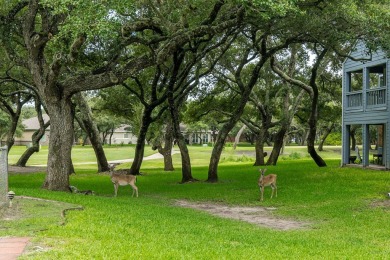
4,145,390,259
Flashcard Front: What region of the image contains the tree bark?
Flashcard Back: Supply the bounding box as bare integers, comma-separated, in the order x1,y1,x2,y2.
74,92,109,172
42,99,75,191
253,110,273,166
169,102,193,182
300,129,309,146
350,127,357,150
207,88,253,182
168,53,195,183
233,125,246,150
0,93,31,153
153,121,175,171
129,109,153,175
207,46,268,182
5,114,18,153
253,129,267,166
306,86,327,167
16,100,49,167
266,125,288,165
109,129,114,145
162,149,174,171
270,47,328,167
318,122,335,151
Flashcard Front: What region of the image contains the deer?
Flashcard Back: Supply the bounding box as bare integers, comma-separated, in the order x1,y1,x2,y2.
109,164,138,197
258,168,277,201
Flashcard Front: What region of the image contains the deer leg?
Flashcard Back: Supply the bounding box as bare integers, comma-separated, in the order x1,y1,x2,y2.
270,186,274,199
259,187,262,201
261,186,264,201
275,184,277,198
114,183,118,197
130,184,138,197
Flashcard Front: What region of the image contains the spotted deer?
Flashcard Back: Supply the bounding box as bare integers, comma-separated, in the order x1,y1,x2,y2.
258,168,277,201
109,164,138,197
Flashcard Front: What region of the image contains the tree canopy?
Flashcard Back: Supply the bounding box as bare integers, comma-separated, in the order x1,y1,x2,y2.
1,0,389,189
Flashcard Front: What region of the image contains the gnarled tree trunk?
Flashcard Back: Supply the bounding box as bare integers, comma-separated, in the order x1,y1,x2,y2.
253,129,267,166
168,53,195,183
16,100,49,167
74,92,109,172
318,122,335,151
0,92,32,154
207,88,253,182
168,98,193,182
129,108,153,175
152,121,175,171
169,104,193,182
42,98,75,191
233,125,246,150
266,125,288,165
306,86,326,167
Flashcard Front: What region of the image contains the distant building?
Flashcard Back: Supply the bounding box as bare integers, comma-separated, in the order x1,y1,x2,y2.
13,115,137,146
104,124,137,145
342,41,389,169
180,124,216,145
15,114,50,145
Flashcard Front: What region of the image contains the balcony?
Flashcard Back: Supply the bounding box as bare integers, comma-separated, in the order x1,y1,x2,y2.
346,87,387,111
367,87,386,107
346,91,363,109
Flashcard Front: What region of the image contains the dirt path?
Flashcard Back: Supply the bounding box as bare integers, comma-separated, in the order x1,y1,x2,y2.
175,200,310,230
8,165,47,173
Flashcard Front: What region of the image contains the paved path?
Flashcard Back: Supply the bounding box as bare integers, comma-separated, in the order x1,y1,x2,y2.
107,151,179,164
32,151,180,167
0,237,30,260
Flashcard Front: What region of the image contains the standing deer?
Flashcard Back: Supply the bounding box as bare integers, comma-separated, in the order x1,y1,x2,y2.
258,168,277,201
109,164,138,197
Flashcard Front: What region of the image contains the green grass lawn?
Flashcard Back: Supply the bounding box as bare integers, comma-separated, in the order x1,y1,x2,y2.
3,145,390,259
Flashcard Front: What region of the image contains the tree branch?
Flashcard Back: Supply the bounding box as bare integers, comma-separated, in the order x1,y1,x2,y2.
270,55,313,95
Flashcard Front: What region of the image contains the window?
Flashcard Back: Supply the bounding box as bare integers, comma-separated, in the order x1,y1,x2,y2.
124,133,129,138
368,64,386,89
348,70,363,91
202,134,208,143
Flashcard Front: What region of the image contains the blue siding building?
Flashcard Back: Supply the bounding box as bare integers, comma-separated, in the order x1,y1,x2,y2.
342,41,389,169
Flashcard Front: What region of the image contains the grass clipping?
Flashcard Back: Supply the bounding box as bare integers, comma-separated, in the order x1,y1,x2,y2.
0,196,82,236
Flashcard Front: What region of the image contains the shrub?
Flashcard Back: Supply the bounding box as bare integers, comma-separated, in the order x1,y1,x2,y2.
281,152,302,160
324,132,342,145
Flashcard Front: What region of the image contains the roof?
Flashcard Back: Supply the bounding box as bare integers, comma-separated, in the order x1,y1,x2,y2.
114,124,131,133
343,40,388,69
22,114,50,131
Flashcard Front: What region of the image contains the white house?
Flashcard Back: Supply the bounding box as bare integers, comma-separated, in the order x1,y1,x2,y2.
15,114,50,145
104,124,137,145
13,115,137,146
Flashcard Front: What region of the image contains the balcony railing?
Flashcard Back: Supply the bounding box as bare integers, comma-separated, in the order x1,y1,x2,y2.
367,87,386,106
346,87,387,110
346,91,363,108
